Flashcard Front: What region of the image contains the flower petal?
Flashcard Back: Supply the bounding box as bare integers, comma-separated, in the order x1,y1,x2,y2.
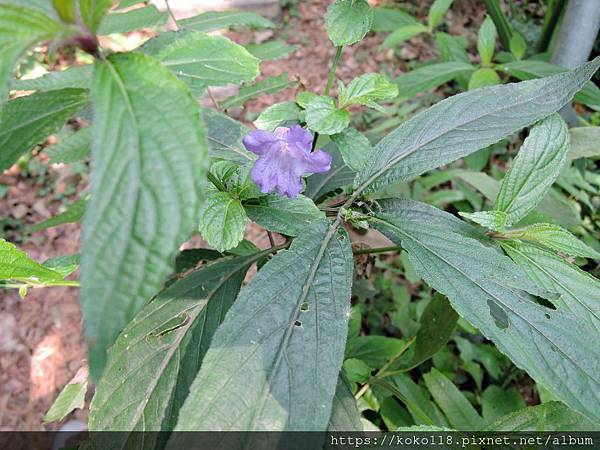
303,149,332,173
242,129,279,155
287,124,314,152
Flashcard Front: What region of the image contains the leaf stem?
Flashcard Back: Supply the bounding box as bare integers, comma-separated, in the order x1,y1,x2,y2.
207,172,226,191
165,0,179,30
353,245,401,255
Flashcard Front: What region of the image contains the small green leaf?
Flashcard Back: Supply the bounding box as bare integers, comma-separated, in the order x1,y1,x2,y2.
179,9,275,32
98,5,167,34
381,24,428,49
0,238,64,284
254,101,302,131
509,31,527,60
12,66,93,92
477,15,497,65
495,114,569,226
52,0,76,23
296,91,318,108
459,210,506,231
395,62,474,99
0,88,89,172
343,358,372,383
44,371,87,422
201,108,254,163
330,127,371,172
42,254,79,278
428,0,453,29
468,68,500,90
227,163,262,201
326,0,373,47
346,336,406,369
199,191,246,252
79,0,113,33
373,7,420,32
481,385,526,424
29,196,88,233
46,127,91,163
339,73,398,111
424,368,484,430
245,194,324,236
568,127,600,160
220,73,296,110
305,96,349,134
245,40,298,61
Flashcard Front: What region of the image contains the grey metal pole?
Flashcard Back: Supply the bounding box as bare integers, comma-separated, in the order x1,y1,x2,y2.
551,0,600,125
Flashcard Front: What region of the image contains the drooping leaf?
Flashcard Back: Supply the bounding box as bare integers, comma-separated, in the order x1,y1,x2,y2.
172,220,353,432
305,96,349,135
484,402,600,431
381,24,428,48
46,127,91,163
0,238,64,284
180,10,275,32
372,199,600,422
568,127,600,160
424,368,484,430
326,0,373,47
477,15,497,65
254,101,302,131
372,7,419,32
30,196,87,233
502,241,600,332
305,142,355,201
82,52,208,380
220,73,296,110
468,68,500,90
88,254,259,440
328,375,363,431
0,4,62,102
12,66,93,92
428,0,454,28
245,40,298,61
0,88,89,171
394,62,475,99
338,73,398,111
145,30,260,93
245,194,324,236
42,254,79,278
44,366,88,423
200,108,254,164
346,336,406,369
198,191,247,252
330,127,371,172
355,58,600,195
79,0,114,33
494,114,569,226
98,5,167,34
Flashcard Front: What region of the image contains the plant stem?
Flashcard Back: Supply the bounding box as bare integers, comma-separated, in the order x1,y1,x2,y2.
207,171,226,191
483,0,513,50
165,0,179,30
353,245,401,255
207,88,221,111
267,231,275,247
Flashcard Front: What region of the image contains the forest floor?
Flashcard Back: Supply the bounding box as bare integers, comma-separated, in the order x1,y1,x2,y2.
0,0,484,430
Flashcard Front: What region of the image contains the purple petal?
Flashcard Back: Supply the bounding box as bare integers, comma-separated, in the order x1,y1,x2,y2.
302,149,332,173
287,124,314,152
242,129,279,155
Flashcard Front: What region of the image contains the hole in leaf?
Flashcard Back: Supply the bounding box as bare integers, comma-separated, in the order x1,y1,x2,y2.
545,313,551,319
294,320,302,327
487,299,509,330
300,302,309,312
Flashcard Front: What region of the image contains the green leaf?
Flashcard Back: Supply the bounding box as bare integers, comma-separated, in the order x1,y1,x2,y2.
355,58,600,196
339,73,398,111
494,114,569,226
484,402,600,431
172,220,353,431
199,191,247,252
201,108,254,163
0,88,88,171
42,254,79,278
0,238,64,284
82,52,208,380
436,32,470,63
44,368,88,423
0,4,62,102
394,295,458,371
373,7,420,32
245,194,324,236
254,101,302,131
296,91,318,108
305,96,349,135
46,127,91,163
330,127,371,172
502,241,600,332
245,40,298,61
373,199,600,422
346,336,406,369
148,31,259,93
220,73,296,110
477,15,497,65
481,385,525,424
500,60,600,110
395,62,475,99
12,66,93,92
88,254,257,438
459,210,507,232
328,375,363,431
509,31,527,60
505,223,600,259
52,0,76,23
98,5,167,34
568,127,600,160
326,0,373,47
428,0,453,29
30,196,87,233
468,68,500,90
79,0,114,33
381,24,428,49
343,358,372,383
305,142,355,201
424,368,483,430
179,9,275,32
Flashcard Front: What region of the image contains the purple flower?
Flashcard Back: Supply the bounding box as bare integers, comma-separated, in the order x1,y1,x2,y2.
242,125,332,198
